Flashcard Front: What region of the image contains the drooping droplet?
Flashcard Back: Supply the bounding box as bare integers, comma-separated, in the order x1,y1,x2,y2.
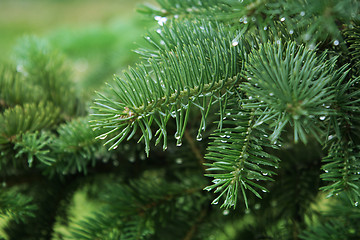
269,92,274,96
333,40,339,46
232,41,239,47
174,132,181,139
300,11,305,16
319,116,326,121
289,29,294,34
280,17,286,22
99,135,107,140
222,209,230,215
176,139,182,147
263,26,268,31
196,133,203,141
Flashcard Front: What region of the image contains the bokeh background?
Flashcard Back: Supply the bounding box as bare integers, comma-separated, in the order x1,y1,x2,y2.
0,0,156,99
0,0,157,237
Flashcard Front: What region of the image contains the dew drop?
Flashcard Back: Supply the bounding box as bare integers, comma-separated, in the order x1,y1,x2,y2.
176,158,183,164
355,202,359,206
2,182,7,187
212,199,219,205
254,203,261,210
232,41,239,47
269,92,274,96
176,139,182,147
222,209,230,215
99,135,107,140
156,29,161,34
263,26,268,30
300,11,305,16
289,29,294,34
333,40,339,46
196,133,203,141
174,132,181,139
319,116,326,121
280,17,286,22
248,96,253,100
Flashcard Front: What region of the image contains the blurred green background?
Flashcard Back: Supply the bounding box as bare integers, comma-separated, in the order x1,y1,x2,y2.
0,0,156,237
0,0,156,99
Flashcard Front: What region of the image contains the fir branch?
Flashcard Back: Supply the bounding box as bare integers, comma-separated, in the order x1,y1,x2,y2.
0,102,60,143
14,131,55,167
320,141,360,204
242,41,344,144
204,100,280,209
0,189,37,224
91,20,246,155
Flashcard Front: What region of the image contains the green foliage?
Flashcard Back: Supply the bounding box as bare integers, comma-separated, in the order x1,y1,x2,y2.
204,100,279,208
2,0,360,239
0,189,37,224
0,102,60,144
13,36,81,117
91,20,246,154
242,41,346,143
69,177,207,240
14,131,55,167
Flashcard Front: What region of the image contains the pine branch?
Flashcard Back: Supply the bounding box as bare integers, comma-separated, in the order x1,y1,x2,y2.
242,41,346,144
204,100,279,209
0,189,37,224
91,20,246,155
320,141,360,204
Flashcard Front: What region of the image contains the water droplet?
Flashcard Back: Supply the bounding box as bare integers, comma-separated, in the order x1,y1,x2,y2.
300,11,305,16
254,203,261,210
212,199,219,205
113,160,119,166
99,135,107,140
160,40,165,45
333,40,339,46
262,172,268,176
276,40,281,44
176,139,182,147
262,189,267,193
196,133,203,141
174,132,181,139
248,96,253,100
269,92,274,96
174,14,179,19
355,202,359,206
2,182,7,187
289,29,294,34
319,116,326,121
309,44,315,50
176,158,183,164
223,209,230,215
245,209,251,214
156,29,161,34
324,170,329,173
232,41,239,47
280,17,286,22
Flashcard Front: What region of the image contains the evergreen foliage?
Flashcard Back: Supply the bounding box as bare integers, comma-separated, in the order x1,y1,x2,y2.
1,0,360,239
